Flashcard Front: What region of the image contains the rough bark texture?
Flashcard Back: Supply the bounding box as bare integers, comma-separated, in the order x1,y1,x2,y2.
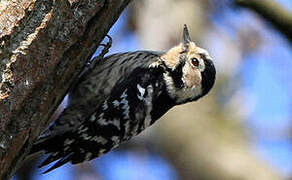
236,0,292,44
0,0,131,179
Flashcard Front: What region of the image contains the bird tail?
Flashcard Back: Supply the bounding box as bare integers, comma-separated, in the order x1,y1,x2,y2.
29,133,54,155
29,132,75,173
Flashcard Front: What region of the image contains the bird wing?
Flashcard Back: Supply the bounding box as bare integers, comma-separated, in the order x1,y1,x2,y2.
30,51,163,154
35,65,171,173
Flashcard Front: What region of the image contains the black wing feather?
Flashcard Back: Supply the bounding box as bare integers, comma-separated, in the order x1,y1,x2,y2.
33,66,172,173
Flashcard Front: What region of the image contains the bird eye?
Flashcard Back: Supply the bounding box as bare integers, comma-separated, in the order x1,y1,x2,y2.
191,58,199,67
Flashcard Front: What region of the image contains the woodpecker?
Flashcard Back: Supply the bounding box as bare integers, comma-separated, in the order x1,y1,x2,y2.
30,25,216,173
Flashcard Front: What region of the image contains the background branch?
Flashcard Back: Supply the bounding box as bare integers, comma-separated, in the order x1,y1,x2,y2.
236,0,292,43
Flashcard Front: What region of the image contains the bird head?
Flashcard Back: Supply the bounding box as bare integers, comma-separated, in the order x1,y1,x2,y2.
158,25,216,104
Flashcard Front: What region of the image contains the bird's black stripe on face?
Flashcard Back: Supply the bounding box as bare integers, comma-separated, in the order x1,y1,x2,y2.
201,59,216,97
162,60,185,89
170,62,185,89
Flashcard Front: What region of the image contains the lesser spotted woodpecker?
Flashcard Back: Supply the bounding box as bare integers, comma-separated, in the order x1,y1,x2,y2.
30,25,216,173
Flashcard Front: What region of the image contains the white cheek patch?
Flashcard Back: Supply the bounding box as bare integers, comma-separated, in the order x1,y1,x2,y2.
182,62,191,87
182,62,202,88
163,70,202,104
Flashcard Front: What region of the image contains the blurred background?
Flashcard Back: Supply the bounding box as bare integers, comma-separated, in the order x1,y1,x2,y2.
14,0,292,179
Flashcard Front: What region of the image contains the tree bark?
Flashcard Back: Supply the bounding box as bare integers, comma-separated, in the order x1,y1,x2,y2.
236,0,292,44
0,0,131,179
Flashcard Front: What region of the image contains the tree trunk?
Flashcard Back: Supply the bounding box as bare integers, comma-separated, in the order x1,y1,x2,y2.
0,0,131,179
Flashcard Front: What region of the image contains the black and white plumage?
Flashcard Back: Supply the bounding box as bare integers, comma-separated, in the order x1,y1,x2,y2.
30,25,216,173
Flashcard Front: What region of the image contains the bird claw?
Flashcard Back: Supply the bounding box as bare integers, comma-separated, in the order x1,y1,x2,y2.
85,35,112,69
98,35,112,59
69,35,113,93
87,35,113,65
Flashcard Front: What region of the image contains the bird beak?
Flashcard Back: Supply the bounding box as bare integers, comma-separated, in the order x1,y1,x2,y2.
183,24,191,48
